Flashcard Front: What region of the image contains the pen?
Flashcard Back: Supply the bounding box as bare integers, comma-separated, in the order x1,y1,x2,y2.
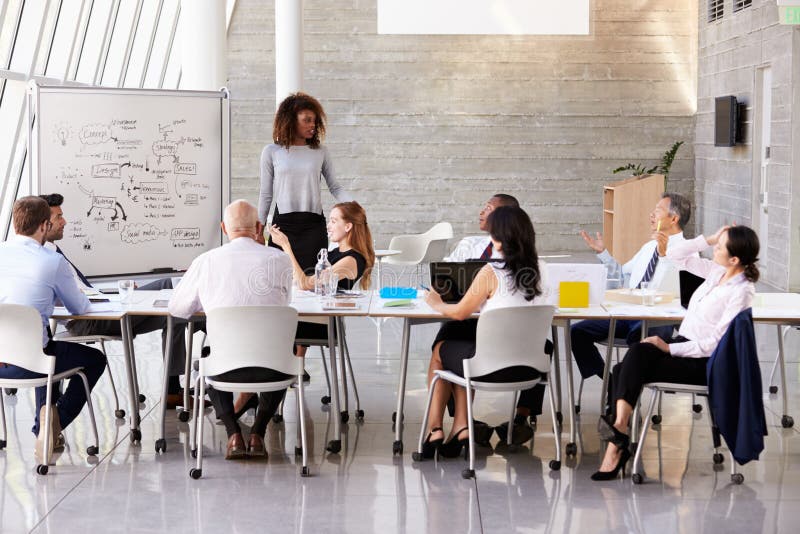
657,220,661,232
419,284,429,291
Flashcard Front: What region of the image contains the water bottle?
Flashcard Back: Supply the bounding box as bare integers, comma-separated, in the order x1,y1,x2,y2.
314,248,331,296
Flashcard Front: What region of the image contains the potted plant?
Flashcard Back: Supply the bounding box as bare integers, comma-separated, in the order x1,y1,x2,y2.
612,141,684,190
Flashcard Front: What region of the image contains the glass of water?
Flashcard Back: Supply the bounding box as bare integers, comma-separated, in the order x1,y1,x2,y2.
118,279,135,304
640,282,656,306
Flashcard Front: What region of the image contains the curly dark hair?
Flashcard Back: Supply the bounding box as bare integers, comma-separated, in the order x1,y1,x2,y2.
272,92,326,149
486,206,542,301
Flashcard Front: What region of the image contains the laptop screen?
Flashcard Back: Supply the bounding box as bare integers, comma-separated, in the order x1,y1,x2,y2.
679,270,705,309
429,261,489,304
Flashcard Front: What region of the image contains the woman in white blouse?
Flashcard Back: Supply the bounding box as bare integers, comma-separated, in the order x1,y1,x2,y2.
592,225,760,481
419,206,549,460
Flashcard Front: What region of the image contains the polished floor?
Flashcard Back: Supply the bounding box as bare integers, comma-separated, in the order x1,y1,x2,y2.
1,314,800,533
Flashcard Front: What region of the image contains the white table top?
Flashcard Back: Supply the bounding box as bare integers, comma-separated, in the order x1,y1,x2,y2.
374,249,401,258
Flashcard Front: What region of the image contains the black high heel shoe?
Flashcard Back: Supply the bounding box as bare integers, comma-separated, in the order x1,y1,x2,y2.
419,427,444,459
591,417,632,481
233,394,259,421
439,427,470,459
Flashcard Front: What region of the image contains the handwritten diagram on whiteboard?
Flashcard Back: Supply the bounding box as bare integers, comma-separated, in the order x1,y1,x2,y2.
33,86,229,277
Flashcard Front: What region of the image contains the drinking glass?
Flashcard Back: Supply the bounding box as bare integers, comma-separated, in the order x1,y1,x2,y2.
118,279,135,304
640,281,656,306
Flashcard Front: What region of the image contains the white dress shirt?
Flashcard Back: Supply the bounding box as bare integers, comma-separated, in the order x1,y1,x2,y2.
0,235,90,346
597,231,690,293
43,241,91,291
168,237,293,319
667,235,755,358
444,235,502,262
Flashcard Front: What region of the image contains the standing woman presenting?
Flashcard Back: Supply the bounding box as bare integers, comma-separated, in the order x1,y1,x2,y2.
259,92,352,270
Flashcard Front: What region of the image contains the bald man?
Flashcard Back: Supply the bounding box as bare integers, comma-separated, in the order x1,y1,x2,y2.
169,200,293,460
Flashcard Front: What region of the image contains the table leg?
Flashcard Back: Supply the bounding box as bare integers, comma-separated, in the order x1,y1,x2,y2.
551,325,563,421
156,315,174,453
337,317,349,423
393,318,411,455
120,316,141,443
181,321,195,419
777,324,794,428
599,318,617,416
326,316,342,453
563,319,578,456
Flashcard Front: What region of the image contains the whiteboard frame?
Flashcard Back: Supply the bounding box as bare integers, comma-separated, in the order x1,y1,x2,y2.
28,81,231,277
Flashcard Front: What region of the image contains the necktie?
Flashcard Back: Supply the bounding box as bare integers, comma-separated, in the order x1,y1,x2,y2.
55,245,93,288
637,247,660,288
479,242,493,260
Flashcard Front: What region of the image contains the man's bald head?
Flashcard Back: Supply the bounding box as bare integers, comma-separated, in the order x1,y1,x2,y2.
222,200,260,240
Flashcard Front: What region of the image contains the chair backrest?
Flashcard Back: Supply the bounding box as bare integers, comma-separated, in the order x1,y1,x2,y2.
464,305,555,380
0,304,53,375
385,222,453,265
204,306,302,377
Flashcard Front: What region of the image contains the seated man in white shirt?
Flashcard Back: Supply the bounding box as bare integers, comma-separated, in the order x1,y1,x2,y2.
442,194,549,446
39,194,190,407
0,196,106,461
572,192,693,394
169,200,293,460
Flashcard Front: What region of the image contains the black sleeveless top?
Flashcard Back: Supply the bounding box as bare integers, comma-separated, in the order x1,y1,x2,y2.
328,247,367,290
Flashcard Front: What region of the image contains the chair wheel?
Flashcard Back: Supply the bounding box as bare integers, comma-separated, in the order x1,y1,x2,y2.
272,413,284,423
5,388,17,395
178,410,190,423
692,404,702,414
321,395,331,405
191,448,197,458
565,442,577,457
574,405,581,414
549,460,561,471
356,410,364,420
461,469,475,479
411,452,424,462
115,409,126,419
392,440,403,455
301,466,310,477
731,473,744,485
86,445,99,456
769,386,778,394
130,429,142,443
651,415,662,425
0,440,6,449
36,464,49,475
295,446,302,456
782,415,794,428
138,393,146,403
713,453,724,465
632,473,643,484
326,440,341,454
155,439,167,453
189,468,202,480
340,411,349,424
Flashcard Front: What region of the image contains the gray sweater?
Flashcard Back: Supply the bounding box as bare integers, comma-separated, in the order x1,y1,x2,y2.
258,144,352,223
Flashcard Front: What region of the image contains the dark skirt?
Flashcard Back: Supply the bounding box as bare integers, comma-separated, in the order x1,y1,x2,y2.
269,207,327,274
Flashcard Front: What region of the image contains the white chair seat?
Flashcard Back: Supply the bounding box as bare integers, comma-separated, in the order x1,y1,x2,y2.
433,369,543,393
206,377,296,394
0,367,87,388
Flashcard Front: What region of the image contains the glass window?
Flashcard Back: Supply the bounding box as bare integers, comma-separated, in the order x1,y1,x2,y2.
45,0,84,80
143,0,179,88
75,0,114,84
33,0,62,76
100,0,139,87
0,79,26,238
8,0,47,73
0,0,24,69
124,0,159,87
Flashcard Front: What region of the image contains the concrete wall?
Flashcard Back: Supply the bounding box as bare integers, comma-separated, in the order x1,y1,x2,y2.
227,0,698,253
696,0,799,289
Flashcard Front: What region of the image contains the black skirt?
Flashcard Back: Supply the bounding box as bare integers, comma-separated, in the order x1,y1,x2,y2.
269,207,327,274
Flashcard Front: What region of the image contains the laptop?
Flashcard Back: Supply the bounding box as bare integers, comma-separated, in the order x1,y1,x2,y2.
679,270,705,309
429,261,489,303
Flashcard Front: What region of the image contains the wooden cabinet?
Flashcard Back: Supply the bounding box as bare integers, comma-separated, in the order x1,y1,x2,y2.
603,174,665,264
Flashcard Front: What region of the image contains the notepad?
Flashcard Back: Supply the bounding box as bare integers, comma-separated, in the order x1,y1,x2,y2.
559,281,589,308
383,299,414,308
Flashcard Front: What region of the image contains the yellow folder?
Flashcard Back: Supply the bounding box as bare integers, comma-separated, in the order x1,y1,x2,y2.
559,281,590,308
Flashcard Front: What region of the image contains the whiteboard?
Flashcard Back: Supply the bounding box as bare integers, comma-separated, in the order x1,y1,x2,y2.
31,85,230,277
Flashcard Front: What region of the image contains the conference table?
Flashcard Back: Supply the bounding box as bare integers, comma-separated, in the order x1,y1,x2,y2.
53,289,373,454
